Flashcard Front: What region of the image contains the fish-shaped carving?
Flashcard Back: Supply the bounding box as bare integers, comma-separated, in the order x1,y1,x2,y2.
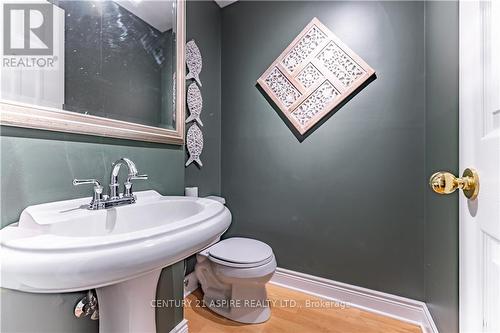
185,123,204,167
186,82,203,126
185,40,202,86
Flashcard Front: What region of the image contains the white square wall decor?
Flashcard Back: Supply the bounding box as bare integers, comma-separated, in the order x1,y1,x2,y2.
257,18,376,135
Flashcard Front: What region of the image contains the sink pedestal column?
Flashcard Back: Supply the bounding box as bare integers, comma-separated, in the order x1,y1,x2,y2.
96,269,162,333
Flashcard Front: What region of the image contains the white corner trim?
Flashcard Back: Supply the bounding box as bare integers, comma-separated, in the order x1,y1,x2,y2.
169,319,189,333
270,267,439,333
184,271,199,298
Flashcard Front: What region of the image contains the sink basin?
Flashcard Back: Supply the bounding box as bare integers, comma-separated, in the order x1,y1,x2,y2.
1,190,231,292
0,190,231,333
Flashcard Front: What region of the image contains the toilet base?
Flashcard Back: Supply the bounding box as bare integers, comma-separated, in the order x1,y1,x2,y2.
195,254,276,324
202,282,271,324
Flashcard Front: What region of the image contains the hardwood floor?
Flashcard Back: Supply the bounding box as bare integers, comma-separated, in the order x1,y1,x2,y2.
184,284,422,333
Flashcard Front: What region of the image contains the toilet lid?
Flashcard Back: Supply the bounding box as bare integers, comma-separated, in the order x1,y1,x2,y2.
208,237,273,264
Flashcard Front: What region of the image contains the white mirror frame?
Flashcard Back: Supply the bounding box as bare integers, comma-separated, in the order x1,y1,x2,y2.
0,0,186,145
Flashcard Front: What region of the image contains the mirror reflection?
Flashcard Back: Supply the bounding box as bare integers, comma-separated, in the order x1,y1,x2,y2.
1,0,177,130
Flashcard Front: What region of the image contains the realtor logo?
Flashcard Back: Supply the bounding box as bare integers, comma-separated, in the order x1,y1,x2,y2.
3,3,53,56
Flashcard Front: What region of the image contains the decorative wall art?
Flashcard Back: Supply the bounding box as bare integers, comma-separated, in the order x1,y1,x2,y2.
185,123,204,167
186,82,204,126
257,18,375,135
186,40,203,86
185,40,204,167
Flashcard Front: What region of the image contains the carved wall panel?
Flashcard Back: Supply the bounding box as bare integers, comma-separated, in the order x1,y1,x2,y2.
257,18,375,135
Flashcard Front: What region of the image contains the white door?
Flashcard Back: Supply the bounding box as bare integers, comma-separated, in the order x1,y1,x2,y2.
460,1,500,332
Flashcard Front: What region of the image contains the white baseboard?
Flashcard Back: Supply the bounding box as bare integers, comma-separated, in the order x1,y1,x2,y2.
270,267,439,333
183,271,199,298
169,319,188,333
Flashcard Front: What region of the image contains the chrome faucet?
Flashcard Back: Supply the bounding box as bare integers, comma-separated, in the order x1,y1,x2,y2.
73,158,148,210
109,158,139,199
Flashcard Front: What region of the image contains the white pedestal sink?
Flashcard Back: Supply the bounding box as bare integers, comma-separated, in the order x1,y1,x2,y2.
0,190,231,333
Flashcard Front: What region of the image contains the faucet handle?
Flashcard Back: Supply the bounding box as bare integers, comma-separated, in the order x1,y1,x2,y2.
73,179,101,187
73,179,104,208
124,174,148,197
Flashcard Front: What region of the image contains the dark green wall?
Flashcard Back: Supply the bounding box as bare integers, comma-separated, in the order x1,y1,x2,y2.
424,1,459,332
184,0,222,197
0,126,185,333
221,1,426,300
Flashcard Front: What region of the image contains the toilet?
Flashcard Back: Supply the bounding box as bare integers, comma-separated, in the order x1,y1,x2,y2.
195,237,277,324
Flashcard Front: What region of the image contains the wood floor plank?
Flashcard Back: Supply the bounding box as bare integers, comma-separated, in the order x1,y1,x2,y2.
184,284,422,333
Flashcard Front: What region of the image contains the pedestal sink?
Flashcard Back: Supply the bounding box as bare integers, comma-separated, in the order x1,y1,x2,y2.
0,190,232,333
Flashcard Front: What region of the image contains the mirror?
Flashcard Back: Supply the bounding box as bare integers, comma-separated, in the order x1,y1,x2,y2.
0,0,185,144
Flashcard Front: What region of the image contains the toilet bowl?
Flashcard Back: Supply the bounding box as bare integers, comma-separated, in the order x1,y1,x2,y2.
195,237,277,324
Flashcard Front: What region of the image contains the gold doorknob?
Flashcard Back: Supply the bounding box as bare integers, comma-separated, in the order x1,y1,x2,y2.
429,168,479,200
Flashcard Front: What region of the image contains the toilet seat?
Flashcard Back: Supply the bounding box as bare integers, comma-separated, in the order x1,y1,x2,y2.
208,255,274,268
206,237,274,268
